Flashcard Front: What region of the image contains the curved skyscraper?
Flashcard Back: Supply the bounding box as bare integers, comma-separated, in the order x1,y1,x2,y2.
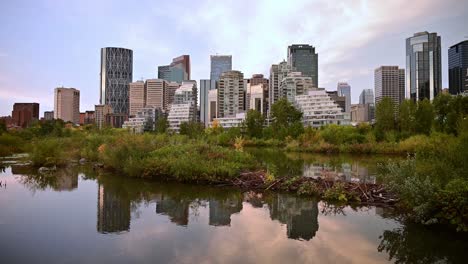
100,47,133,114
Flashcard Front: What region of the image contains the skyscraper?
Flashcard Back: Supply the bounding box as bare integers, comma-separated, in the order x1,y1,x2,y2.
337,82,351,113
158,55,191,83
448,40,468,95
374,66,405,107
54,87,80,123
359,89,374,105
217,70,244,118
406,32,442,101
210,55,232,82
145,79,165,110
287,44,318,87
100,47,133,114
12,103,39,128
280,72,314,103
200,79,215,126
269,60,294,109
129,81,145,116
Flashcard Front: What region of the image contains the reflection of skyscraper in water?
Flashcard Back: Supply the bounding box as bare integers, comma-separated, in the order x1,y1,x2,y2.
269,194,319,241
209,197,243,226
156,195,190,226
97,184,131,234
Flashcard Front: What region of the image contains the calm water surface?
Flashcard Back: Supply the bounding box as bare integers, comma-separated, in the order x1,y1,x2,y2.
0,153,467,264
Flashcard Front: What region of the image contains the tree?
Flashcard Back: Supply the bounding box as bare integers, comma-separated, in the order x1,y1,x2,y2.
155,117,169,134
375,97,395,136
433,93,453,133
270,98,303,139
244,110,264,138
398,99,416,136
414,99,434,135
180,121,205,138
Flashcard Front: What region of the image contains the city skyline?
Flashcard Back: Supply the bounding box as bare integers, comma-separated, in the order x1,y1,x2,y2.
0,0,467,116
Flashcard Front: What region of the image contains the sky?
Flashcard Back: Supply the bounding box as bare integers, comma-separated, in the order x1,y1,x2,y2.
0,0,467,117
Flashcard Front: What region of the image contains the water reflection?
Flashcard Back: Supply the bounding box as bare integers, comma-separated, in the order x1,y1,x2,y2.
97,183,131,234
246,148,398,184
12,165,79,192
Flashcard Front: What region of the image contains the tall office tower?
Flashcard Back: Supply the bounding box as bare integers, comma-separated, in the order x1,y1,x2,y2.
337,82,351,112
12,103,39,128
287,44,318,87
95,104,113,129
44,111,54,121
200,79,215,125
280,72,314,103
208,89,218,123
54,87,80,123
145,79,165,110
158,55,190,83
269,60,294,108
406,32,441,101
375,66,405,107
359,89,374,105
100,47,133,115
210,55,232,82
129,81,145,116
217,70,244,118
448,40,468,95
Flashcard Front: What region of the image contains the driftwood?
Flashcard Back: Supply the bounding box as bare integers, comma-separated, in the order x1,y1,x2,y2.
220,170,399,206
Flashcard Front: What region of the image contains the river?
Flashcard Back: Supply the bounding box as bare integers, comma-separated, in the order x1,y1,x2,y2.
0,152,466,263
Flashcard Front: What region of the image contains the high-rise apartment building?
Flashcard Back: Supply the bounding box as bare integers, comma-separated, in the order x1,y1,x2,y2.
326,91,346,113
100,47,133,115
12,103,39,128
280,72,314,103
167,81,198,132
165,82,181,110
247,84,266,115
448,40,468,95
287,44,318,87
406,32,441,101
208,89,218,123
129,81,145,116
269,60,295,108
210,55,232,82
54,87,80,123
337,82,351,112
95,105,113,129
158,55,190,83
359,89,374,105
374,66,405,107
217,70,244,118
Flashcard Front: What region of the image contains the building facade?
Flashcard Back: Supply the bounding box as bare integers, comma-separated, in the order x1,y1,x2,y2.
12,103,39,128
210,55,232,82
359,89,374,105
129,81,145,116
217,71,244,118
280,72,314,103
208,89,218,123
247,84,266,115
100,47,133,115
295,89,350,128
200,79,215,126
54,87,80,123
44,111,54,121
167,82,198,133
448,40,468,95
350,104,374,124
95,105,113,129
158,55,190,83
287,44,318,88
374,66,405,107
269,60,294,109
337,82,351,113
212,113,246,129
406,32,442,101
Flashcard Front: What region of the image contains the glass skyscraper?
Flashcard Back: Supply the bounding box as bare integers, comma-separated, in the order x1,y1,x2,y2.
359,89,374,105
448,40,468,95
210,55,232,82
287,44,318,88
337,82,351,113
406,32,441,101
100,47,133,115
158,55,190,83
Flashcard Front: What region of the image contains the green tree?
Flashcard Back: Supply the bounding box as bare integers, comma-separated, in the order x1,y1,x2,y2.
244,109,264,138
180,121,205,138
155,117,169,134
414,99,434,135
433,93,453,133
270,98,303,139
375,97,395,137
398,99,416,136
